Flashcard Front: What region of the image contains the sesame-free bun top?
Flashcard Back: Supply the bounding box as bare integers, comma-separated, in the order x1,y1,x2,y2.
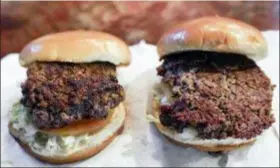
157,16,267,61
19,30,131,66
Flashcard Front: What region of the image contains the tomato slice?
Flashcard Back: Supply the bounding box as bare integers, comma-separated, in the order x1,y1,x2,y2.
40,111,114,136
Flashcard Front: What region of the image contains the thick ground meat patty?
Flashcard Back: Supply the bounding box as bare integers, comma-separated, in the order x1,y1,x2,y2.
21,62,124,129
157,51,275,139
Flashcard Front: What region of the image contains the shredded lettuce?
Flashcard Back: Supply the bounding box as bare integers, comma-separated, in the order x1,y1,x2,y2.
11,102,31,124
25,109,32,124
34,132,49,146
57,136,68,149
10,102,23,122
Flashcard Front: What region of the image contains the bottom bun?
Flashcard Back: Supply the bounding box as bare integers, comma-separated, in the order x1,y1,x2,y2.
9,103,126,164
152,94,256,152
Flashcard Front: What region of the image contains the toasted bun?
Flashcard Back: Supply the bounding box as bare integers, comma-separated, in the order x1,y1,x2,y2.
9,103,126,164
151,93,256,152
19,30,131,67
10,125,124,164
157,16,267,61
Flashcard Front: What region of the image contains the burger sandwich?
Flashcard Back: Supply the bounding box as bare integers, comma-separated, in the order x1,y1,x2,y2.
150,16,275,152
8,30,131,163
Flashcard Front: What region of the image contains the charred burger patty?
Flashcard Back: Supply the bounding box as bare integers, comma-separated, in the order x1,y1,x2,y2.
157,51,275,139
21,62,124,129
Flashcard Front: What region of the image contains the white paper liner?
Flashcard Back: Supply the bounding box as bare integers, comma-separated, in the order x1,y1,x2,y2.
1,31,279,167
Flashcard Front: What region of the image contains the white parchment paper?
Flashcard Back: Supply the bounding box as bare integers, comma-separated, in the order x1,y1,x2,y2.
1,31,279,167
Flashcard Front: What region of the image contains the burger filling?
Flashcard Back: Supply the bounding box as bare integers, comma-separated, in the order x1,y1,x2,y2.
156,51,275,140
9,62,125,156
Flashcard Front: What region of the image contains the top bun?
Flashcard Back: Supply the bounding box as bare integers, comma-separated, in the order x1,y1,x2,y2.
19,30,131,66
157,16,267,61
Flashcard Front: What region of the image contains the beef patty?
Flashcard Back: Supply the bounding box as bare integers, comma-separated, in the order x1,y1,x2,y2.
157,51,275,139
21,62,124,129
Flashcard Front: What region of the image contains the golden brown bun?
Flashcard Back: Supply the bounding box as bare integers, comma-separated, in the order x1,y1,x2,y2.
10,124,124,164
19,30,131,67
157,16,267,61
162,134,255,152
151,94,256,152
9,103,126,164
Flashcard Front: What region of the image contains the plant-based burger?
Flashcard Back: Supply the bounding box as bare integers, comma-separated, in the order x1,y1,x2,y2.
9,30,131,164
150,16,275,152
